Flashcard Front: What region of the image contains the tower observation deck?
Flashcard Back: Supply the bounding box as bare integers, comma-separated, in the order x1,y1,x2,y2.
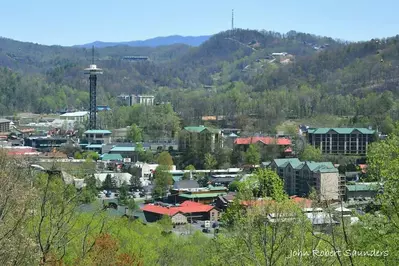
84,64,103,129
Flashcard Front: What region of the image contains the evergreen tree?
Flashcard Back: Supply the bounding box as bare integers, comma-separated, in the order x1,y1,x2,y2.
118,181,129,205
102,174,114,191
244,144,260,165
152,165,173,199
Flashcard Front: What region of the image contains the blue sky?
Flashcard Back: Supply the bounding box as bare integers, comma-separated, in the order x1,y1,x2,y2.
1,0,398,46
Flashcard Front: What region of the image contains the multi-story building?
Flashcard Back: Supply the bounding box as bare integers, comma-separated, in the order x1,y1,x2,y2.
60,111,89,124
24,137,68,152
130,95,155,106
307,128,375,155
116,94,131,106
179,125,222,152
117,94,155,106
83,130,112,153
267,158,340,201
0,119,11,132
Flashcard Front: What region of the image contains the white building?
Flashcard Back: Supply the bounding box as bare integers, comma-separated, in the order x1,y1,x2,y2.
133,162,160,179
60,111,89,123
130,95,155,106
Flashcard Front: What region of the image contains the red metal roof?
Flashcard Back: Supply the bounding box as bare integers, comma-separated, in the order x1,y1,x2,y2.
4,147,38,156
290,196,312,208
142,200,214,216
234,137,291,146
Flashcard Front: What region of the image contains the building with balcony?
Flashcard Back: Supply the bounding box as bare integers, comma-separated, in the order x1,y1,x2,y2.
130,95,155,106
117,94,155,106
307,128,375,155
179,125,222,152
266,158,340,201
0,119,11,132
83,130,112,153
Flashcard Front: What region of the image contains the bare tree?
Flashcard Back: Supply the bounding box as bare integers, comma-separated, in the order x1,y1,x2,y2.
0,151,38,265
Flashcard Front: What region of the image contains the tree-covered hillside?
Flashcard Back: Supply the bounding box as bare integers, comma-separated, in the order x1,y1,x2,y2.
1,29,399,132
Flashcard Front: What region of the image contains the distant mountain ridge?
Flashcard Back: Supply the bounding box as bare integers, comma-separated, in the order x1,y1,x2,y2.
76,35,211,48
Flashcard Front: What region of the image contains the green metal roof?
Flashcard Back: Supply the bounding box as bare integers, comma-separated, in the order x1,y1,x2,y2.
179,192,227,199
273,158,301,167
110,146,135,152
287,160,304,169
304,161,338,173
294,163,306,170
207,185,227,191
346,184,379,192
101,153,123,161
84,130,112,134
277,159,338,173
183,126,220,134
307,128,375,135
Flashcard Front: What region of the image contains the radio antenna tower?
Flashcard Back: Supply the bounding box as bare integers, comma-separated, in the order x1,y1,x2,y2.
231,9,234,31
84,46,103,129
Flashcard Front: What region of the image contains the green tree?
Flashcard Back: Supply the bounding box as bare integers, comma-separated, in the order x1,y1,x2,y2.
299,144,322,162
239,168,286,201
152,165,173,199
197,175,210,187
79,174,97,203
74,151,83,159
244,144,260,165
204,153,218,170
158,215,173,233
83,151,99,161
102,174,115,190
118,181,129,205
157,151,174,168
136,143,154,163
128,123,143,142
127,198,138,216
214,147,232,169
228,180,240,192
33,172,106,264
380,115,394,135
128,167,142,189
183,164,196,180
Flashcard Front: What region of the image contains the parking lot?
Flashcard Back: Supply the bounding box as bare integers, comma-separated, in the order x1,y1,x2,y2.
172,220,219,238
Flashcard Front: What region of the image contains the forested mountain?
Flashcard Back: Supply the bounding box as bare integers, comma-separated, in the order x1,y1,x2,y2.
1,29,399,133
76,35,211,48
